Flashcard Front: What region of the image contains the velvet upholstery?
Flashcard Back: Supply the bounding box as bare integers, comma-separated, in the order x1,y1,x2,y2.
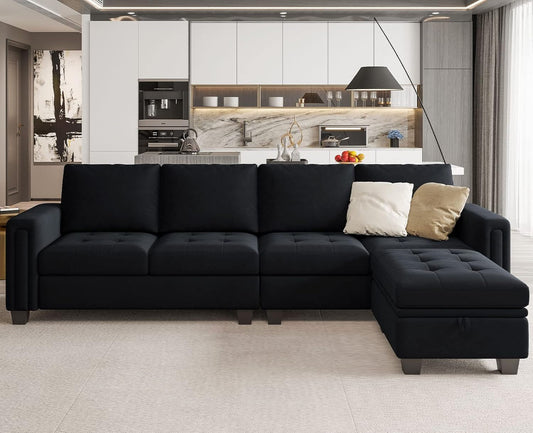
354,164,454,192
61,164,160,234
453,203,511,271
150,232,259,275
39,232,157,276
260,232,369,275
39,276,260,309
371,249,529,308
261,276,372,309
359,235,470,253
258,164,354,233
6,204,61,311
159,164,258,233
372,282,529,359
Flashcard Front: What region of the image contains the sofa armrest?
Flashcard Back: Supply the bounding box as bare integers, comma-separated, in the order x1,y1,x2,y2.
6,204,61,311
453,203,511,271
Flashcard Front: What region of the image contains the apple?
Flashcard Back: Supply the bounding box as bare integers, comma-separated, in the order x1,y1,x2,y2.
334,155,342,162
341,150,350,158
341,154,349,162
348,156,357,163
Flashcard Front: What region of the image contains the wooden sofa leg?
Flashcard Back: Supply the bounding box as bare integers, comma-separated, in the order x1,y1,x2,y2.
237,310,253,325
401,359,422,375
266,310,282,325
11,311,30,325
497,359,520,375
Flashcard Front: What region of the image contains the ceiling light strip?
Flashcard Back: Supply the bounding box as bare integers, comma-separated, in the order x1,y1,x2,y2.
83,1,487,12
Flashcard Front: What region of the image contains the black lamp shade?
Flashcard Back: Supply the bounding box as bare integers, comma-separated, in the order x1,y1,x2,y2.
345,66,403,91
301,92,324,103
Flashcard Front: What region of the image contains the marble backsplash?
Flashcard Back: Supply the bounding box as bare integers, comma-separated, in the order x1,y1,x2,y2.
191,108,417,149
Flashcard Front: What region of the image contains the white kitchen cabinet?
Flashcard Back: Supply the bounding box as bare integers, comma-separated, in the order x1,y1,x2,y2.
374,23,420,85
89,21,138,154
299,150,330,164
375,148,422,164
139,21,189,80
237,22,282,84
90,151,137,165
191,22,237,84
239,150,278,165
328,23,373,85
282,22,328,84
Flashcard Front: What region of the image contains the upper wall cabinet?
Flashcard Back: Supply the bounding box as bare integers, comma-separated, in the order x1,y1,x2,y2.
237,22,283,85
191,22,237,84
90,21,138,154
139,21,189,80
422,22,473,69
282,23,328,84
374,23,420,85
328,23,373,85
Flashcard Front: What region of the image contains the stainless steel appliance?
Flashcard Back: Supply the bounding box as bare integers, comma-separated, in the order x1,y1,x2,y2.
138,129,186,153
139,81,189,128
318,125,368,147
179,129,201,154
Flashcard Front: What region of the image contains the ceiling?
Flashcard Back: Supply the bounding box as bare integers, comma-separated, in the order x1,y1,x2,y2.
0,0,81,32
61,0,514,15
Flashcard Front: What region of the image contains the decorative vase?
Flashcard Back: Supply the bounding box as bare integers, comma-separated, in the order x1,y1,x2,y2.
274,142,285,161
281,137,291,161
291,143,301,162
390,138,399,148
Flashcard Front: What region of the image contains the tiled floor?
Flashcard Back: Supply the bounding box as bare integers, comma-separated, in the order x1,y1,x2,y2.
0,232,531,433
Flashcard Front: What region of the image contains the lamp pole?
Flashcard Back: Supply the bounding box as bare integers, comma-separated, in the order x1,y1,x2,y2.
373,17,447,164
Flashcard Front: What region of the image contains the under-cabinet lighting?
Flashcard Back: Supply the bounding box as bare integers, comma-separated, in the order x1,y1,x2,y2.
324,127,363,131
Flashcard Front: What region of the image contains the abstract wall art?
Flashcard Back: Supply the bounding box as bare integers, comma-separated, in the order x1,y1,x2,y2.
33,50,82,163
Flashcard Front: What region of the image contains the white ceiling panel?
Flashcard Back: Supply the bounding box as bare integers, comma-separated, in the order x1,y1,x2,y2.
0,0,80,32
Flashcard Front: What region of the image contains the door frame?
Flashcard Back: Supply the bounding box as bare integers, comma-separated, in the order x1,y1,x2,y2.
5,39,31,205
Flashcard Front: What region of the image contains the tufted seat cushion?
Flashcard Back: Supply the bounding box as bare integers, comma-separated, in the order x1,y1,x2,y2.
149,232,259,275
39,232,157,276
260,232,369,275
372,249,529,309
360,235,470,253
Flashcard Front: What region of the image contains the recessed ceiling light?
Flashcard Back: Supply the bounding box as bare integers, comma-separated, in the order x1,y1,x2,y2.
280,11,287,16
432,11,440,15
128,11,136,15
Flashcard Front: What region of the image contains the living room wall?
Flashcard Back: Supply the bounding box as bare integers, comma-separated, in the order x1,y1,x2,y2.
30,32,81,200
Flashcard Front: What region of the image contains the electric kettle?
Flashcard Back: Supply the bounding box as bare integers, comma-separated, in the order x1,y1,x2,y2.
179,128,200,154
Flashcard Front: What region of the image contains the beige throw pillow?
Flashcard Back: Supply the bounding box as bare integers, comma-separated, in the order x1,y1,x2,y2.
406,182,470,241
344,182,414,237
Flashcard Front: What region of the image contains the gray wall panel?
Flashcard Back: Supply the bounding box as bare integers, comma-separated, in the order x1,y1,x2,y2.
422,21,473,193
423,22,473,69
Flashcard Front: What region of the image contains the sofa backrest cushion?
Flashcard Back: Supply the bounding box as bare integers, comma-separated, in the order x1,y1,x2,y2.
354,164,453,192
61,164,160,234
258,164,354,233
159,164,258,233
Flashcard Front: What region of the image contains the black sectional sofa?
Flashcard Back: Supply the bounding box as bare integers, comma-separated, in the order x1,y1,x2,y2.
6,163,529,374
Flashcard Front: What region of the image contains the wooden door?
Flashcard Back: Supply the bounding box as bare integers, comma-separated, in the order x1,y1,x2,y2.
6,45,30,205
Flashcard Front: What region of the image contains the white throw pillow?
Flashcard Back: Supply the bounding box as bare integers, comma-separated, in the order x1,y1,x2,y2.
343,181,414,237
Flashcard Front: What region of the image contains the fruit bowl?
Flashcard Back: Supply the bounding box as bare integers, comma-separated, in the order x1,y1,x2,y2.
334,150,365,164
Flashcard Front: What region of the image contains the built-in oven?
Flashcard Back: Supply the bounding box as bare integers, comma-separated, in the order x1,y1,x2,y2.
319,125,368,147
138,128,188,154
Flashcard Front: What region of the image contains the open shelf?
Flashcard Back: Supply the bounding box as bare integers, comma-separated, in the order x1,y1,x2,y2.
191,85,395,109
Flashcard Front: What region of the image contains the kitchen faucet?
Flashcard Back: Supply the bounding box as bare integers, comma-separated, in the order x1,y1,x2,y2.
243,121,253,146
